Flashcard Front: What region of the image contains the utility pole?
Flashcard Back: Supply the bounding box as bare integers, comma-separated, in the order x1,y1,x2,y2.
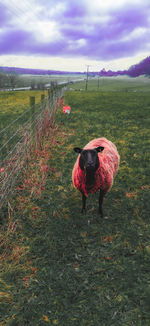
85,65,90,91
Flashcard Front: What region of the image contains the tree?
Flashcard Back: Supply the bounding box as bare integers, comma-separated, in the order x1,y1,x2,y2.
8,73,18,90
0,72,7,88
31,79,36,90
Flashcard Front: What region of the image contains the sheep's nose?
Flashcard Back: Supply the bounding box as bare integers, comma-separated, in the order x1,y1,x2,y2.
87,162,93,168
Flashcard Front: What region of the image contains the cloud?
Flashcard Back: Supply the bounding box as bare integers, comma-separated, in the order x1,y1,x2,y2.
0,0,150,66
63,2,85,19
57,4,150,60
0,29,33,55
0,3,11,27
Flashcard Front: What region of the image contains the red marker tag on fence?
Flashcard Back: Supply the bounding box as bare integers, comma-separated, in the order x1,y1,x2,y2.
63,105,71,114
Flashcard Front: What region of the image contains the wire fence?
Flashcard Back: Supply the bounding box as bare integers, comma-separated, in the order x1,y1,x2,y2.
0,85,65,208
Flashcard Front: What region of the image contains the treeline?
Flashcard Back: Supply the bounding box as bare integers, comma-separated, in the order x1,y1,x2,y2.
0,72,47,90
99,56,150,78
127,56,150,77
0,72,19,89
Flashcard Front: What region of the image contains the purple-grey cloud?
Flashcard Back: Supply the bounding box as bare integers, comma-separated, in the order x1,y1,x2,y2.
0,29,33,55
61,5,149,41
0,3,11,27
57,4,150,59
63,3,86,19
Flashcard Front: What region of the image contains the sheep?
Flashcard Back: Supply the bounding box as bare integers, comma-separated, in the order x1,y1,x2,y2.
72,137,120,218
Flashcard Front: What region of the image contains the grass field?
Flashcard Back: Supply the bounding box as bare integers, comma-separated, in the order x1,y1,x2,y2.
68,75,150,92
0,90,47,127
0,81,150,325
19,74,84,87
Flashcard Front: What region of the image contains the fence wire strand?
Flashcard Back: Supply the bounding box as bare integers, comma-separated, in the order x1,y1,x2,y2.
0,86,65,208
0,105,32,136
0,106,43,165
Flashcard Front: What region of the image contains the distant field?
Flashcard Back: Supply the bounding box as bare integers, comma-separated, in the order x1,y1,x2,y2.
0,73,85,89
20,73,85,85
68,75,150,92
0,72,85,90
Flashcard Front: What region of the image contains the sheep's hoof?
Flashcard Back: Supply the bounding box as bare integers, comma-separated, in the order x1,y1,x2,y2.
98,210,103,218
98,210,109,221
98,215,109,220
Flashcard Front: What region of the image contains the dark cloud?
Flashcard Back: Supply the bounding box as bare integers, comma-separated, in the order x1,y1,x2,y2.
61,26,87,41
0,29,33,55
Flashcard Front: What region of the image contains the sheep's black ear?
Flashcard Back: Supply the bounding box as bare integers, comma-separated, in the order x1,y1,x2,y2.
95,146,104,152
74,147,83,154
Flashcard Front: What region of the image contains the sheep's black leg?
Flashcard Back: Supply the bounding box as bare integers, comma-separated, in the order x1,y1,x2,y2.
99,189,105,218
81,193,86,213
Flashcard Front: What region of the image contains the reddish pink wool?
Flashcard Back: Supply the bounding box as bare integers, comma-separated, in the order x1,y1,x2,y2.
72,138,120,197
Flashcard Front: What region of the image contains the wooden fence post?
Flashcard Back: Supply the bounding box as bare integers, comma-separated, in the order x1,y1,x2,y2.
48,89,51,99
30,96,35,108
41,94,45,106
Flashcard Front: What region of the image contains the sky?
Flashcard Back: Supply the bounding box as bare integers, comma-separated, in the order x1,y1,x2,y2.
0,0,150,72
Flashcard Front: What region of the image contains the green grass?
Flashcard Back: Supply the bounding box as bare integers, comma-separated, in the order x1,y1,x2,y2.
0,90,47,161
0,90,47,127
68,75,150,92
0,87,150,325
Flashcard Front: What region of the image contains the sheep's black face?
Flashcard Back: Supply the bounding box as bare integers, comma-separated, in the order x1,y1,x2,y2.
74,146,104,173
80,150,99,172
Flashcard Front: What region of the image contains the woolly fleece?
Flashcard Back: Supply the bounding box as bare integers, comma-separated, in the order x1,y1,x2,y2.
72,138,120,197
